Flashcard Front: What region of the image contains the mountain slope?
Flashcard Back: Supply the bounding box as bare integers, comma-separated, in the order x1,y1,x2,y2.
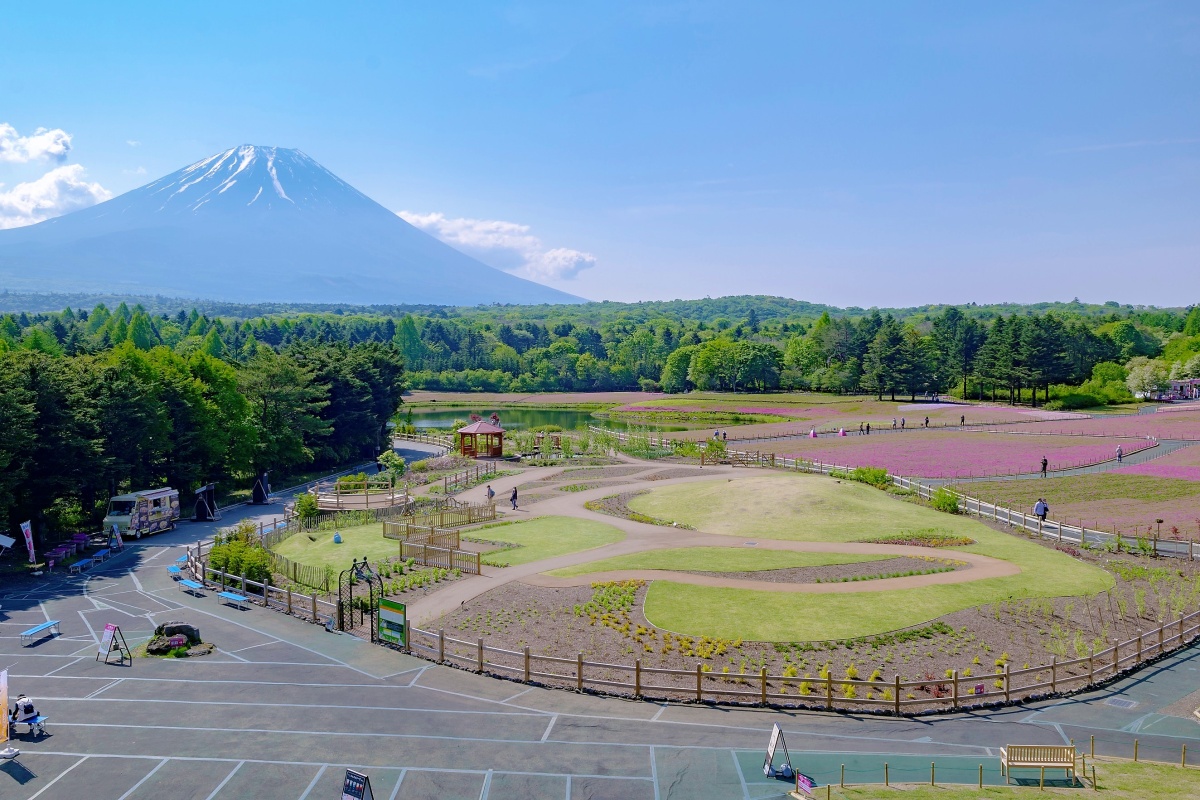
0,145,583,305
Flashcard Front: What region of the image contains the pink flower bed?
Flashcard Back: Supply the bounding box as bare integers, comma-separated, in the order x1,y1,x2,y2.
775,431,1155,479
1000,410,1200,441
1119,445,1200,482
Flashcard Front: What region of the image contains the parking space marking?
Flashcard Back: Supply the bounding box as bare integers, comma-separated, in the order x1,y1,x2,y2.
296,764,327,800
387,769,407,800
26,755,88,800
115,757,169,800
204,760,246,800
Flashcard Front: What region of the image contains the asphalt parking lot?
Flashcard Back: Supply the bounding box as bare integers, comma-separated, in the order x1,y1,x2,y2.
4,516,1200,800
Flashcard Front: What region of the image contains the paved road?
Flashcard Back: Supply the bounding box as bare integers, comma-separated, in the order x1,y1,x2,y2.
4,462,1200,799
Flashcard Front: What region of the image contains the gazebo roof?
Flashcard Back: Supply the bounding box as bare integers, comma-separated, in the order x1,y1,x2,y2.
457,421,505,434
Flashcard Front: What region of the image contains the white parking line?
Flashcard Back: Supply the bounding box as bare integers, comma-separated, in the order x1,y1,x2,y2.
296,764,327,800
26,755,88,800
116,758,169,800
204,760,245,800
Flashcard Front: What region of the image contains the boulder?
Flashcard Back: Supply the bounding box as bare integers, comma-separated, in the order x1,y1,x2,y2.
145,635,173,656
154,621,201,644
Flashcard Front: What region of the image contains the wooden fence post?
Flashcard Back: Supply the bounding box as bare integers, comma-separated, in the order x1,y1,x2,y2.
1004,664,1010,703
286,587,292,615
1159,625,1164,655
524,646,531,683
477,638,484,673
696,664,703,701
826,674,833,710
635,659,641,698
577,653,584,692
1051,656,1057,693
894,675,901,715
310,593,317,621
438,629,445,663
952,670,959,709
761,667,768,705
1088,648,1094,684
1137,631,1143,662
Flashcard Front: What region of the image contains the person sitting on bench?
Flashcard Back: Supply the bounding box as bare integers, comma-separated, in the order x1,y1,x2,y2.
11,694,36,725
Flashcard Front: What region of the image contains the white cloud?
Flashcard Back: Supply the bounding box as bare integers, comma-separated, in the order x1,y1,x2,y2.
0,123,72,163
397,210,595,281
126,139,141,147
0,164,112,229
123,166,147,175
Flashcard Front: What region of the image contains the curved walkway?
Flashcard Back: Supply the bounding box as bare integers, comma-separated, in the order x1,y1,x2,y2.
405,460,1019,625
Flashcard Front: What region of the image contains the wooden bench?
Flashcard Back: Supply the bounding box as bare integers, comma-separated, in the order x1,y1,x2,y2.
21,620,61,646
1000,745,1076,783
218,591,249,610
68,558,93,574
179,579,205,596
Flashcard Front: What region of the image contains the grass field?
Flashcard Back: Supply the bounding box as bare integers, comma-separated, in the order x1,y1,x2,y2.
629,475,1112,640
955,473,1200,537
272,522,399,572
831,759,1200,799
468,516,625,566
545,546,889,577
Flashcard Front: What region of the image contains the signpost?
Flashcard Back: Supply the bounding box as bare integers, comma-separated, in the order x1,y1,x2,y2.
0,670,16,760
763,723,794,778
96,623,131,665
20,520,35,564
378,599,407,648
341,769,374,800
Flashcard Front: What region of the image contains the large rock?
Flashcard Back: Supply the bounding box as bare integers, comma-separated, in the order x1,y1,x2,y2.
155,622,201,644
145,636,173,656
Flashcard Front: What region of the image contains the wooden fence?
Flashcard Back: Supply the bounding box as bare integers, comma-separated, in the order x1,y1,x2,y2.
404,607,1200,712
399,541,481,574
441,462,500,494
309,477,410,511
382,523,461,550
393,432,454,451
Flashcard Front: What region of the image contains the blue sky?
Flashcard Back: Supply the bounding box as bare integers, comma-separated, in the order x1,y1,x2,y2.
1,2,1197,306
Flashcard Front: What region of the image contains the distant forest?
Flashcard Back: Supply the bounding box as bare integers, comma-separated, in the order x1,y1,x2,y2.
2,293,1198,539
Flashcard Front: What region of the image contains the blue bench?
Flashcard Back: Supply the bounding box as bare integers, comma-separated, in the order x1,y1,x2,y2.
218,591,249,610
166,565,183,579
21,620,60,646
175,554,188,563
12,714,47,736
68,558,92,574
93,548,111,563
179,579,205,596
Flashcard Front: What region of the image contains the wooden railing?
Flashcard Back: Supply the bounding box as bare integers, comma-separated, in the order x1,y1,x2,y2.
393,432,454,451
399,542,481,574
404,608,1200,712
383,523,461,550
441,462,500,495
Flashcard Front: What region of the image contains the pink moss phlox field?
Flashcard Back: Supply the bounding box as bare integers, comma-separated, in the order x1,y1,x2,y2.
780,432,1155,478
1004,410,1200,441
1120,445,1200,482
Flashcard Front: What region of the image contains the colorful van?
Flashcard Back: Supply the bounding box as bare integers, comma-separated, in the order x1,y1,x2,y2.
102,488,181,539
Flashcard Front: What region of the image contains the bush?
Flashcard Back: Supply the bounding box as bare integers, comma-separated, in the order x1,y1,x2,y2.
848,466,890,488
293,492,319,522
931,488,960,514
411,459,429,472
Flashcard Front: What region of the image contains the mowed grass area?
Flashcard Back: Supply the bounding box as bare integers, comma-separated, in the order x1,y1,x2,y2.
833,760,1200,799
272,522,399,572
631,475,1112,640
546,546,889,577
469,516,625,566
955,473,1200,536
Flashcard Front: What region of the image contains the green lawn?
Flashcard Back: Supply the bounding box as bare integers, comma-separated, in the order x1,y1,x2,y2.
833,760,1200,799
272,522,400,572
631,475,1113,640
547,547,888,577
470,516,625,566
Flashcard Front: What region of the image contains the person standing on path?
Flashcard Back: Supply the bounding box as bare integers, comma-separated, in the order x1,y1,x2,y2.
1116,445,1123,464
924,416,929,428
865,422,871,435
510,487,518,510
892,418,897,430
859,422,864,435
960,414,965,427
1041,457,1048,478
485,484,495,503
901,418,906,430
1034,498,1048,522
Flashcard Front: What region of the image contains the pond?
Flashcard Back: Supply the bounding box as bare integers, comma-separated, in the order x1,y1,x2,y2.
403,407,687,432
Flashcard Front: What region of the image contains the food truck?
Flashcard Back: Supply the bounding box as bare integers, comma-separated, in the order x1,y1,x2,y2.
102,488,181,539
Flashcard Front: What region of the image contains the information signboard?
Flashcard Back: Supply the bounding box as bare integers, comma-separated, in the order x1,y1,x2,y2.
341,769,374,800
794,772,816,795
20,521,35,563
98,623,117,657
763,723,793,778
379,599,407,647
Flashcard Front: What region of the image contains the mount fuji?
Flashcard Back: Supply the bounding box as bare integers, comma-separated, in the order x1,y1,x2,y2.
0,145,584,305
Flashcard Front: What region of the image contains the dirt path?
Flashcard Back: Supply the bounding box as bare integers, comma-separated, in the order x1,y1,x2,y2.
406,461,1021,625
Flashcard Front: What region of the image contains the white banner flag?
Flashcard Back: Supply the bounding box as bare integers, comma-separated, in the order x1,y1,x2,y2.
20,521,35,564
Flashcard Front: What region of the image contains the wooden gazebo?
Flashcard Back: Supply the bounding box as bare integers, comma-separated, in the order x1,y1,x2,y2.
457,421,505,458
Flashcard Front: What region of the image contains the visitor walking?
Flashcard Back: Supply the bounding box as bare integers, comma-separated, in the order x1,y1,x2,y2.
960,414,965,427
485,484,495,503
865,422,871,435
1115,445,1123,464
924,416,929,428
892,418,897,430
900,418,906,430
859,422,864,435
1034,498,1049,522
722,431,727,441
1041,457,1048,478
510,487,518,510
